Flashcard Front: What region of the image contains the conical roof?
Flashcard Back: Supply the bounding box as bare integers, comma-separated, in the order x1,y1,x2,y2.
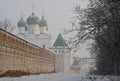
53,33,68,47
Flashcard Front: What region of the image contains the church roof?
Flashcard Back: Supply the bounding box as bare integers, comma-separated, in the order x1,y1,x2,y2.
26,12,39,25
72,59,79,66
53,33,68,47
39,15,48,30
17,17,27,27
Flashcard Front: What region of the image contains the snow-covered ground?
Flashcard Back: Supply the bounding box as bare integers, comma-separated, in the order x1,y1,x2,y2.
0,73,120,81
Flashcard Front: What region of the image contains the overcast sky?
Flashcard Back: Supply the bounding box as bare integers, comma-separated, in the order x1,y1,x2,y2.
0,0,90,57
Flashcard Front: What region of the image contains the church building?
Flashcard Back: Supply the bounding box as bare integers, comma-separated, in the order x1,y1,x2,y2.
17,11,71,73
17,12,51,50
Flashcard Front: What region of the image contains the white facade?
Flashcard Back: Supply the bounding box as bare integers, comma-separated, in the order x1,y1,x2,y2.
50,48,71,73
40,26,47,33
18,34,51,50
25,24,40,35
18,27,26,34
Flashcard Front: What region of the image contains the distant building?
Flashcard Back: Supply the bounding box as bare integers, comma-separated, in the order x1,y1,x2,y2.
71,57,96,74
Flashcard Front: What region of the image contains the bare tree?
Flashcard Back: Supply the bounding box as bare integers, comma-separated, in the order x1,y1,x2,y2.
0,18,15,33
64,0,108,50
65,0,120,75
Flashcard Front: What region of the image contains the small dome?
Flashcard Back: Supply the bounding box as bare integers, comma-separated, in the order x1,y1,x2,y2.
26,12,39,25
39,16,47,27
17,17,27,27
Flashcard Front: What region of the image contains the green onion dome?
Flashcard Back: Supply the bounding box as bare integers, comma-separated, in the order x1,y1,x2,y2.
39,16,47,27
17,17,27,27
26,12,39,25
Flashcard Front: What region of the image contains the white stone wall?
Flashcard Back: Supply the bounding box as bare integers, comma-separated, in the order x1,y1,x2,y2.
37,34,51,50
64,51,71,73
50,48,71,73
27,25,34,34
19,27,25,34
40,26,47,33
34,25,40,34
19,33,51,50
27,24,39,34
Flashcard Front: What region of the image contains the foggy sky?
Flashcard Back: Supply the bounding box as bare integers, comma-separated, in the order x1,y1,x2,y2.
0,0,90,57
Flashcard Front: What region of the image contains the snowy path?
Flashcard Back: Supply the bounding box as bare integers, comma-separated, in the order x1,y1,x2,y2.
0,73,80,81
0,73,120,81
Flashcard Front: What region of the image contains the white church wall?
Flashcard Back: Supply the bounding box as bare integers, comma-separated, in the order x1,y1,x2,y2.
34,25,40,34
22,33,51,50
27,25,35,34
40,26,47,33
37,34,51,50
19,27,25,34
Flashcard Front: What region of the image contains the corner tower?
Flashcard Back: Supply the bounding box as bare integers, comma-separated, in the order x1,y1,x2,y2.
50,33,71,73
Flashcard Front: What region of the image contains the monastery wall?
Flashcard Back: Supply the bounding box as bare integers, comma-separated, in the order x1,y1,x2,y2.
0,28,55,76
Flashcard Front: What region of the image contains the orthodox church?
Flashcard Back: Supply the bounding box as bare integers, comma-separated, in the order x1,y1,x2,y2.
17,11,71,73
